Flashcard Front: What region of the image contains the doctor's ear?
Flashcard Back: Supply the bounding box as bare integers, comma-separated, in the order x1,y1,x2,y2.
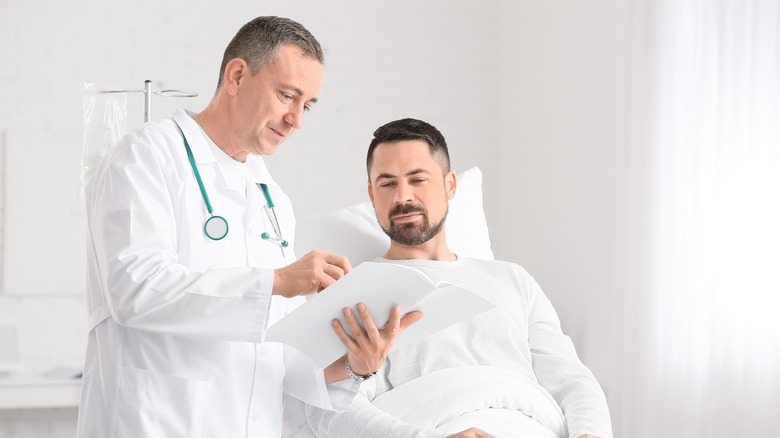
222,58,250,95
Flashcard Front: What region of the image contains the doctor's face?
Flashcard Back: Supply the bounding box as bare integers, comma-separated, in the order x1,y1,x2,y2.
368,140,456,246
230,44,323,157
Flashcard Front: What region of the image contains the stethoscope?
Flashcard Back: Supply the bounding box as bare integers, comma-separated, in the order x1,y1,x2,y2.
179,127,288,250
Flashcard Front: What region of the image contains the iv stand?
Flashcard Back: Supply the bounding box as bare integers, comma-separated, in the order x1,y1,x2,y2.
98,80,198,122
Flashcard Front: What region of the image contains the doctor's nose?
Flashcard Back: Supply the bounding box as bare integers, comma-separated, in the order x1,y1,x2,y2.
283,105,305,130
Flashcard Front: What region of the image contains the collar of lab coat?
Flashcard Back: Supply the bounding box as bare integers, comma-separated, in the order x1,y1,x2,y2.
172,109,280,189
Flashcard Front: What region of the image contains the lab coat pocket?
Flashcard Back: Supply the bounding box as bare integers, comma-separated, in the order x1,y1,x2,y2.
115,366,213,438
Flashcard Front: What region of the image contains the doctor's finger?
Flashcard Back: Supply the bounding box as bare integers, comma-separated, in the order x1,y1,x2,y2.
321,262,347,282
309,250,352,275
315,269,343,292
313,269,340,292
324,252,352,274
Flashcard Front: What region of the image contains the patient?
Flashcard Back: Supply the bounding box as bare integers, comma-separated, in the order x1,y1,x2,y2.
303,118,612,438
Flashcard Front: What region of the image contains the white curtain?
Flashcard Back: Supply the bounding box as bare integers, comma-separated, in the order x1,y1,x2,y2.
624,0,780,436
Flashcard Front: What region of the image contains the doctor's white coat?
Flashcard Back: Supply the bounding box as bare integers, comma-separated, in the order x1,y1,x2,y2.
77,110,356,438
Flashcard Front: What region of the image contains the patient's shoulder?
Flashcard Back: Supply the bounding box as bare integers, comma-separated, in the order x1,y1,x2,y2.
463,258,538,285
464,257,532,274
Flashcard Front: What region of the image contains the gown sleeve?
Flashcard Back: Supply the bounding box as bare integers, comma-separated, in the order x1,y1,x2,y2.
525,275,613,438
303,379,446,438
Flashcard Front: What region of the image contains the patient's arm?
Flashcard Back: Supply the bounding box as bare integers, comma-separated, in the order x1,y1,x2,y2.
305,388,448,438
525,278,612,438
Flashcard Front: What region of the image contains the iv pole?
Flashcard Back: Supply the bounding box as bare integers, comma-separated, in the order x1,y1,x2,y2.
99,80,198,122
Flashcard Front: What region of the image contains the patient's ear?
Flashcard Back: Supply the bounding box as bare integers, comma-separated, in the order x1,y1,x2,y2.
367,182,375,204
445,171,457,200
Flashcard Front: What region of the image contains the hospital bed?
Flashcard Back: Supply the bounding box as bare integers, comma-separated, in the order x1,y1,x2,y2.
288,167,567,438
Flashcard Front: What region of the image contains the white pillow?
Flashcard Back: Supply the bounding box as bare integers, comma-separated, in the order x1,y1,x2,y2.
294,167,493,264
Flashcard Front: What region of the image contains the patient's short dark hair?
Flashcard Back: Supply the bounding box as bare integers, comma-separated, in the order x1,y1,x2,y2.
367,118,451,177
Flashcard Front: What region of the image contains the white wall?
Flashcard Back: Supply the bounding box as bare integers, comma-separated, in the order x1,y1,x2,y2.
495,1,632,434
0,0,635,436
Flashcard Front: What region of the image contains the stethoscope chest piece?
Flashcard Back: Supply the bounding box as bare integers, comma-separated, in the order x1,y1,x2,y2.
176,119,287,250
204,215,229,241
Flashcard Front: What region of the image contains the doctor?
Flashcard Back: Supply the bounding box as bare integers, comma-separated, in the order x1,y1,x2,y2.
77,16,420,438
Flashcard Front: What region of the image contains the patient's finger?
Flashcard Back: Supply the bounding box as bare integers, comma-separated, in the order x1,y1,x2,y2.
342,306,367,344
378,305,402,338
397,310,424,332
330,318,357,350
355,303,381,341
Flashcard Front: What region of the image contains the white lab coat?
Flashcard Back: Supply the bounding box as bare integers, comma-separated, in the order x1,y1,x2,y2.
77,110,357,438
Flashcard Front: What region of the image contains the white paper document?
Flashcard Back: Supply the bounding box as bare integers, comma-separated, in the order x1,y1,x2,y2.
265,262,496,368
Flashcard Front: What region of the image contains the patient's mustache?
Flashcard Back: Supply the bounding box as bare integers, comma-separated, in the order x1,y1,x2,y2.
389,203,427,218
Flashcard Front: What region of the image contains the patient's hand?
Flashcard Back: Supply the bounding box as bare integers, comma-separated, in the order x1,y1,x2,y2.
325,304,423,382
448,428,496,438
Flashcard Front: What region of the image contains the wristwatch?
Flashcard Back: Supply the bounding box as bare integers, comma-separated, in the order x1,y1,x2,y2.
344,360,377,382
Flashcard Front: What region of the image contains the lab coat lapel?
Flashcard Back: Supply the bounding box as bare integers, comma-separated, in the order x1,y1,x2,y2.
172,109,214,165
246,154,276,188
171,109,245,196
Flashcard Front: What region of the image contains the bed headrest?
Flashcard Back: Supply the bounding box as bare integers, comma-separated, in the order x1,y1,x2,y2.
294,167,493,264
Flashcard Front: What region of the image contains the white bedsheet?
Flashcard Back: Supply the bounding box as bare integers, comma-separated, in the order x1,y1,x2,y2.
372,366,567,438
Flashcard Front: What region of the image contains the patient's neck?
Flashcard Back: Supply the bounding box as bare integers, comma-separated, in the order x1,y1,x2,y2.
383,233,456,261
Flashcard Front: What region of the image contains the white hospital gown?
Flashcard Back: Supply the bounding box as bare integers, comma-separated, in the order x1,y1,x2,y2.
303,257,613,438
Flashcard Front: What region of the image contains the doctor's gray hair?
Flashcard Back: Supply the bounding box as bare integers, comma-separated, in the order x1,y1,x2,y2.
216,16,324,89
367,118,451,178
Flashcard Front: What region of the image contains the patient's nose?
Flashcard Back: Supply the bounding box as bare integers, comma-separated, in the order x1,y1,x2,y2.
393,183,414,204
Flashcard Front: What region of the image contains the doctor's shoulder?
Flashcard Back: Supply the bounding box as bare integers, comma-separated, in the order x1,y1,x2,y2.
86,119,189,200
110,119,188,172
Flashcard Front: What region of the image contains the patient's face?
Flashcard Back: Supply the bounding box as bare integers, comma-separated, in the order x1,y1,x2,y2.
368,140,456,246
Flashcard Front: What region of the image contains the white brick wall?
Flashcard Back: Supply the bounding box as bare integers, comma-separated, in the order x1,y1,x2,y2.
0,1,503,435
0,0,634,436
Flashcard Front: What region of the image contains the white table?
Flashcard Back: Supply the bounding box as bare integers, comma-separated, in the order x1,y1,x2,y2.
0,377,81,409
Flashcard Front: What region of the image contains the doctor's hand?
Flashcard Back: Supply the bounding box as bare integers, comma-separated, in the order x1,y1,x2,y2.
272,250,352,298
324,304,423,383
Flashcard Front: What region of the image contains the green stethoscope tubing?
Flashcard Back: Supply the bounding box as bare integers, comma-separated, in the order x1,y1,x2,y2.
183,134,229,241
181,131,287,247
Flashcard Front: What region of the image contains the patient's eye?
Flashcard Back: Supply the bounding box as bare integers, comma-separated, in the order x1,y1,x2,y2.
379,181,396,188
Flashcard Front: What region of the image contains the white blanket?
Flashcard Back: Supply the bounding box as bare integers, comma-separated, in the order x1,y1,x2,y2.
372,366,567,438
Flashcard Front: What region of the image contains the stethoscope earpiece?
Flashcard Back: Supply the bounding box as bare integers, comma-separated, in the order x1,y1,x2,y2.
261,232,289,247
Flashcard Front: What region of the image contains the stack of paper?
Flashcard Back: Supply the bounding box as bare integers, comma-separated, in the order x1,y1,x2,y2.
265,262,495,368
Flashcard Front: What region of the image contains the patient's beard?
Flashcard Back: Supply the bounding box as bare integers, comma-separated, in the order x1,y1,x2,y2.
381,203,447,246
